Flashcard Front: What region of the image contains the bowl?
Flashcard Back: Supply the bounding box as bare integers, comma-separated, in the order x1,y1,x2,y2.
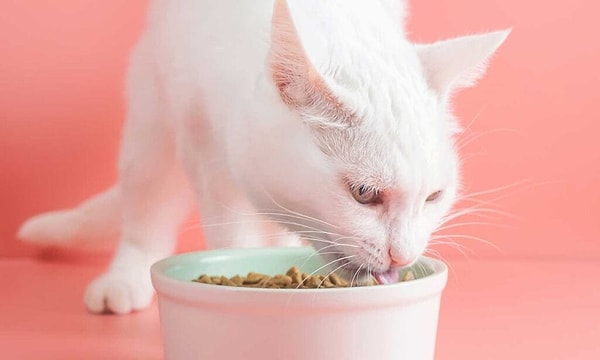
151,247,448,360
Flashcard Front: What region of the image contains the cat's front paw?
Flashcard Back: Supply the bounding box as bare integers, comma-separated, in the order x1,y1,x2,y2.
84,271,154,315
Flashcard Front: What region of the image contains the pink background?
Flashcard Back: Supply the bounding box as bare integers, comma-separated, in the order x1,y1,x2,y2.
1,1,599,359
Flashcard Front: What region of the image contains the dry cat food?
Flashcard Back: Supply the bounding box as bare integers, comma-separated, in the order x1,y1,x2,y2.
192,266,415,289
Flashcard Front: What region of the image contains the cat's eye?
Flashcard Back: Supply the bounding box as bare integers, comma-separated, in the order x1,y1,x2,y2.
426,190,442,202
351,185,379,205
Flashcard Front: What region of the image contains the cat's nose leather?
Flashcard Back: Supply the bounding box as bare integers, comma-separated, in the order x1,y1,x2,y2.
389,249,411,267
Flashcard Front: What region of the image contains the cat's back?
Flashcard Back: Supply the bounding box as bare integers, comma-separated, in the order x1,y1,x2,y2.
143,0,275,94
135,0,409,124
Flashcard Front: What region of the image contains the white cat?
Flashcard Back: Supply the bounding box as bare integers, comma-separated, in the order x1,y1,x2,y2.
18,0,509,314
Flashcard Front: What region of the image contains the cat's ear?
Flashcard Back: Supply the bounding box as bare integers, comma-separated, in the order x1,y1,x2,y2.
269,0,354,127
269,0,318,107
417,30,511,97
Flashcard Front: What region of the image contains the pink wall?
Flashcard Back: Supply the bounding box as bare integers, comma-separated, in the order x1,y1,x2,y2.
2,1,599,260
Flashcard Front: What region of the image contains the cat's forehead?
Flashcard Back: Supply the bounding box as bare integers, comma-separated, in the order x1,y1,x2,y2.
313,40,457,188
316,91,454,191
322,41,445,132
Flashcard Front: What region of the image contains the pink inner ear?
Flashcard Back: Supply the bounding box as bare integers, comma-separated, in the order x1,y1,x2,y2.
269,0,354,124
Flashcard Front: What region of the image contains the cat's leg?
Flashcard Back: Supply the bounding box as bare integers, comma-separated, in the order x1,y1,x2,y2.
84,43,193,315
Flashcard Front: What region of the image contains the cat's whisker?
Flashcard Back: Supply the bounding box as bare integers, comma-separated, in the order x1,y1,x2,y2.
457,105,486,136
300,237,360,248
446,205,513,219
294,231,362,244
454,195,505,210
456,127,522,151
186,205,338,235
435,221,512,232
261,190,341,229
180,218,322,233
431,234,501,252
295,244,344,269
423,248,458,282
428,239,473,257
317,259,354,288
439,207,514,226
350,263,365,288
297,251,345,270
178,218,351,247
429,239,471,251
416,261,428,278
455,179,535,201
225,207,339,231
295,255,356,289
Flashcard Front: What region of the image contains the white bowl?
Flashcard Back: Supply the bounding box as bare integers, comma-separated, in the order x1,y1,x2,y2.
151,247,448,360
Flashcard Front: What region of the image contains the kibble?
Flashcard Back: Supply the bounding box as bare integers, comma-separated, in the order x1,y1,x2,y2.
192,266,416,289
401,270,416,282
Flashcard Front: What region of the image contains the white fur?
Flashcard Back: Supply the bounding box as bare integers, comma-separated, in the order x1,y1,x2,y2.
18,0,509,314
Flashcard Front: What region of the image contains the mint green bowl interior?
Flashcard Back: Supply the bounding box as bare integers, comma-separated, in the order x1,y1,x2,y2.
155,247,432,284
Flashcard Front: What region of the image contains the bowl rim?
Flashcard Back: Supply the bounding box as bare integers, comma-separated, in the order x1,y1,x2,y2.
151,247,448,309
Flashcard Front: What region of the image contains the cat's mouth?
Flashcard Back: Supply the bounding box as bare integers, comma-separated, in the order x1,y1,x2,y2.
331,260,400,285
318,251,402,285
372,268,400,285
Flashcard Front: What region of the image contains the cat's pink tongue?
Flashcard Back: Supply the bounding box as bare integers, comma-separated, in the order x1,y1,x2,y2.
373,269,399,285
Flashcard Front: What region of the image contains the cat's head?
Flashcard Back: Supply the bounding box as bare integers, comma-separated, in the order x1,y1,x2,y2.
254,0,509,283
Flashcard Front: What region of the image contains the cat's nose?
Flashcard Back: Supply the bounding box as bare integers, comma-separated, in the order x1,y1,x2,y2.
389,249,411,267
